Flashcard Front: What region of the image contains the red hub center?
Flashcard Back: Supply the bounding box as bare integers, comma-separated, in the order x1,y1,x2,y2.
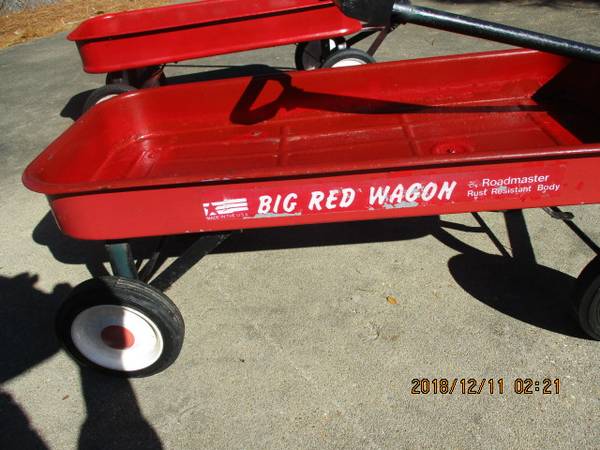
101,325,135,350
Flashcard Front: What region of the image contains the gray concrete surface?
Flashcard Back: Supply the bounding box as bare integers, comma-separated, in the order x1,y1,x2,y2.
1,0,55,12
1,1,600,449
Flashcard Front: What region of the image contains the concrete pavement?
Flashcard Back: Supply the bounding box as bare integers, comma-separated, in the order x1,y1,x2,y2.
1,1,599,449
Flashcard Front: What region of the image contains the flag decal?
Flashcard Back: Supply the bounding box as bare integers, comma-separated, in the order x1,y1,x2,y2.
203,198,249,218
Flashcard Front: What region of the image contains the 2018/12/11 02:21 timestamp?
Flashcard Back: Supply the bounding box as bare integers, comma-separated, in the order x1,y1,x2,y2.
410,378,561,395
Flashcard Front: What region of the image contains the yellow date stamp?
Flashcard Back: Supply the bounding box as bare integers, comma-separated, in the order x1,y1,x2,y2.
410,378,560,395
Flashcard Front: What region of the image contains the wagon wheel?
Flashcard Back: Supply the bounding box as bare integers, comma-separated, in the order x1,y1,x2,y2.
573,256,600,340
83,83,137,113
295,38,346,70
106,66,167,88
56,276,185,377
138,65,167,89
106,71,129,85
321,48,376,68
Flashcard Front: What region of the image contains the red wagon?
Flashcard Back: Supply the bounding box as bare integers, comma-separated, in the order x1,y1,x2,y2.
69,0,391,110
24,48,600,376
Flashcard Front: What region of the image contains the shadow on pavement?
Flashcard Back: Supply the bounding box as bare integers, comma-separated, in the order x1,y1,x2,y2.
0,389,49,450
33,213,109,277
0,273,163,449
0,273,64,449
78,368,162,450
448,252,581,336
0,273,68,383
61,89,94,121
441,210,586,338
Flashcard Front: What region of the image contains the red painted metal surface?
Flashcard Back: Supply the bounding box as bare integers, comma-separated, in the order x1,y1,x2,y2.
68,0,362,73
23,50,600,240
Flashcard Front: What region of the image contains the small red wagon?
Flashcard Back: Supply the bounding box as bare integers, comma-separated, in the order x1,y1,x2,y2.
69,0,391,110
24,48,600,376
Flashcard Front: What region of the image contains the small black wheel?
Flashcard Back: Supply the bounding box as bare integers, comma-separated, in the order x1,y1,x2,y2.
106,71,128,85
56,276,185,377
295,39,341,70
138,65,167,88
573,256,600,340
83,83,137,113
106,67,166,88
321,48,375,69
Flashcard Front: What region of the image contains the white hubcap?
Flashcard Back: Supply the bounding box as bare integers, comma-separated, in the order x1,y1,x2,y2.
71,305,164,372
302,39,337,70
96,94,118,104
331,58,367,68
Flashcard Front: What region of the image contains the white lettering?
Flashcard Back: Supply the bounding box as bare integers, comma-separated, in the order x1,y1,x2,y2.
405,183,423,202
283,193,297,213
340,188,356,208
389,184,404,204
369,186,390,206
309,191,325,211
258,196,272,214
325,190,340,210
537,183,560,193
438,181,457,200
482,175,550,187
421,182,437,201
273,194,282,213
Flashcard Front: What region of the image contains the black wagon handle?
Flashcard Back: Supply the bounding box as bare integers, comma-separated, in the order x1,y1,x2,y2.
333,0,600,63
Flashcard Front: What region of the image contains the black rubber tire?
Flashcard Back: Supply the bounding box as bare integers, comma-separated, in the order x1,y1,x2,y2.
573,256,600,340
321,48,376,68
83,83,137,113
106,71,127,85
139,65,167,88
55,276,185,377
106,67,166,87
295,39,339,70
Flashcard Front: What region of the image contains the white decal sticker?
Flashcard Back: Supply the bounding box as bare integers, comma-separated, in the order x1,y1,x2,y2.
203,198,249,219
202,167,564,222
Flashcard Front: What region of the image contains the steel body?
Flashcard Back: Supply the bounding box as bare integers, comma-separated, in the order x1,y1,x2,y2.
69,0,362,73
23,50,600,240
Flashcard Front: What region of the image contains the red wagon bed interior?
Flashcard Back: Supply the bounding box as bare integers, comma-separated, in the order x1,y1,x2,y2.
24,49,600,196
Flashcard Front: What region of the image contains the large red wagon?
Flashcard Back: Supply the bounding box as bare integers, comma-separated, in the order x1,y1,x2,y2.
24,48,600,375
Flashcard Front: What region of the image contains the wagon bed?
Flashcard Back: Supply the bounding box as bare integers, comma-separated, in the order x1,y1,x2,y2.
68,0,363,73
24,49,600,241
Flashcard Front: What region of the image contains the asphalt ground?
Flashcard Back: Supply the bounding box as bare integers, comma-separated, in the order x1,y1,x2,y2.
1,1,599,449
